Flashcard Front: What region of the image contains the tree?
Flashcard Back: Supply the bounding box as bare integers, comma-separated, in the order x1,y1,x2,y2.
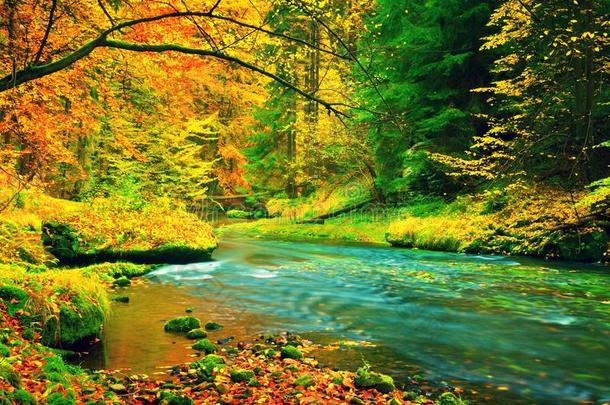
355,0,496,200
454,0,609,184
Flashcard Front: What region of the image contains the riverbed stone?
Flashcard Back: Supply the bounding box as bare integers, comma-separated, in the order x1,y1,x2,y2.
111,295,130,303
113,276,131,287
109,383,127,394
280,345,303,360
354,367,395,393
186,328,207,339
436,392,466,405
204,321,223,331
293,374,315,388
192,338,216,354
231,368,255,383
164,317,201,333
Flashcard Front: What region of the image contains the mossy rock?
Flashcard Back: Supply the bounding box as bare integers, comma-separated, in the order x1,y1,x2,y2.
113,276,131,287
42,222,216,265
195,354,225,376
186,328,207,339
204,321,223,331
111,295,130,303
21,328,35,341
247,377,261,387
280,345,303,360
164,317,201,333
41,295,105,347
354,367,395,394
158,391,194,405
192,339,216,354
0,285,28,316
230,368,255,383
293,374,315,388
436,392,467,405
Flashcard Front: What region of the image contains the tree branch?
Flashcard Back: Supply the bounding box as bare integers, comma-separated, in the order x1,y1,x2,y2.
100,39,348,117
33,0,58,65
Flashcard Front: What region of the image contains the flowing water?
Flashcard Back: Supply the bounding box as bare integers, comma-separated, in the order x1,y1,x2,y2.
82,235,610,404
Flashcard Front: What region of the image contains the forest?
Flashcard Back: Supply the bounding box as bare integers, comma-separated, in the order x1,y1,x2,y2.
0,0,608,404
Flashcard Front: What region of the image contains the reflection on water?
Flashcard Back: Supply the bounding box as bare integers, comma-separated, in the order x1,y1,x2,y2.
81,235,610,404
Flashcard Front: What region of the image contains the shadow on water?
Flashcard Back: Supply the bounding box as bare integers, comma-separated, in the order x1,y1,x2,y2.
78,234,610,404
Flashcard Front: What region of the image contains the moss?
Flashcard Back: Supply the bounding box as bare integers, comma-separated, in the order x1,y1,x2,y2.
22,328,35,341
247,377,261,387
192,339,216,354
11,389,36,405
226,210,253,219
45,392,75,405
112,276,131,287
204,321,223,331
185,328,207,339
0,358,21,387
354,367,395,394
164,317,201,333
293,374,315,388
436,392,467,405
554,229,609,262
0,285,28,316
41,205,217,265
111,295,129,303
230,368,255,383
158,391,194,405
41,295,105,347
280,345,303,360
0,343,9,357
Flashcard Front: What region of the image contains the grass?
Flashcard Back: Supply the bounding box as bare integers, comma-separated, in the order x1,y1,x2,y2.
223,185,609,262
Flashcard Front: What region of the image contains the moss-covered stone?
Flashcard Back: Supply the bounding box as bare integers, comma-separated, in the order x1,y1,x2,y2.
41,204,218,265
111,295,130,303
186,328,207,339
164,317,201,333
204,321,223,331
293,374,315,388
158,391,194,405
436,392,467,405
226,210,253,219
112,276,131,287
195,354,225,376
41,295,105,347
354,367,395,394
192,339,216,354
247,377,261,387
280,345,303,360
230,368,255,383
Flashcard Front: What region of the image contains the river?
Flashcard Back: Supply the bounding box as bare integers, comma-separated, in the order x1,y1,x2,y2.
81,235,610,404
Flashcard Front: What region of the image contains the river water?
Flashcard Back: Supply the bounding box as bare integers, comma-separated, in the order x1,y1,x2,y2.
82,235,610,404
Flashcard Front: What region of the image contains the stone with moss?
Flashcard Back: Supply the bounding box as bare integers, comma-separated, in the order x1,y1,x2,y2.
111,295,130,303
354,367,395,394
41,204,217,266
158,391,194,405
231,368,255,383
195,354,224,377
204,321,223,331
247,377,261,387
192,338,216,354
186,328,207,339
164,317,201,333
436,392,467,405
227,210,253,219
113,276,131,287
41,295,105,347
293,374,315,388
280,345,303,360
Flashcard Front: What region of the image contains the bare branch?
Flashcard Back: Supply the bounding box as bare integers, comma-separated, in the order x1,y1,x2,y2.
33,0,58,64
